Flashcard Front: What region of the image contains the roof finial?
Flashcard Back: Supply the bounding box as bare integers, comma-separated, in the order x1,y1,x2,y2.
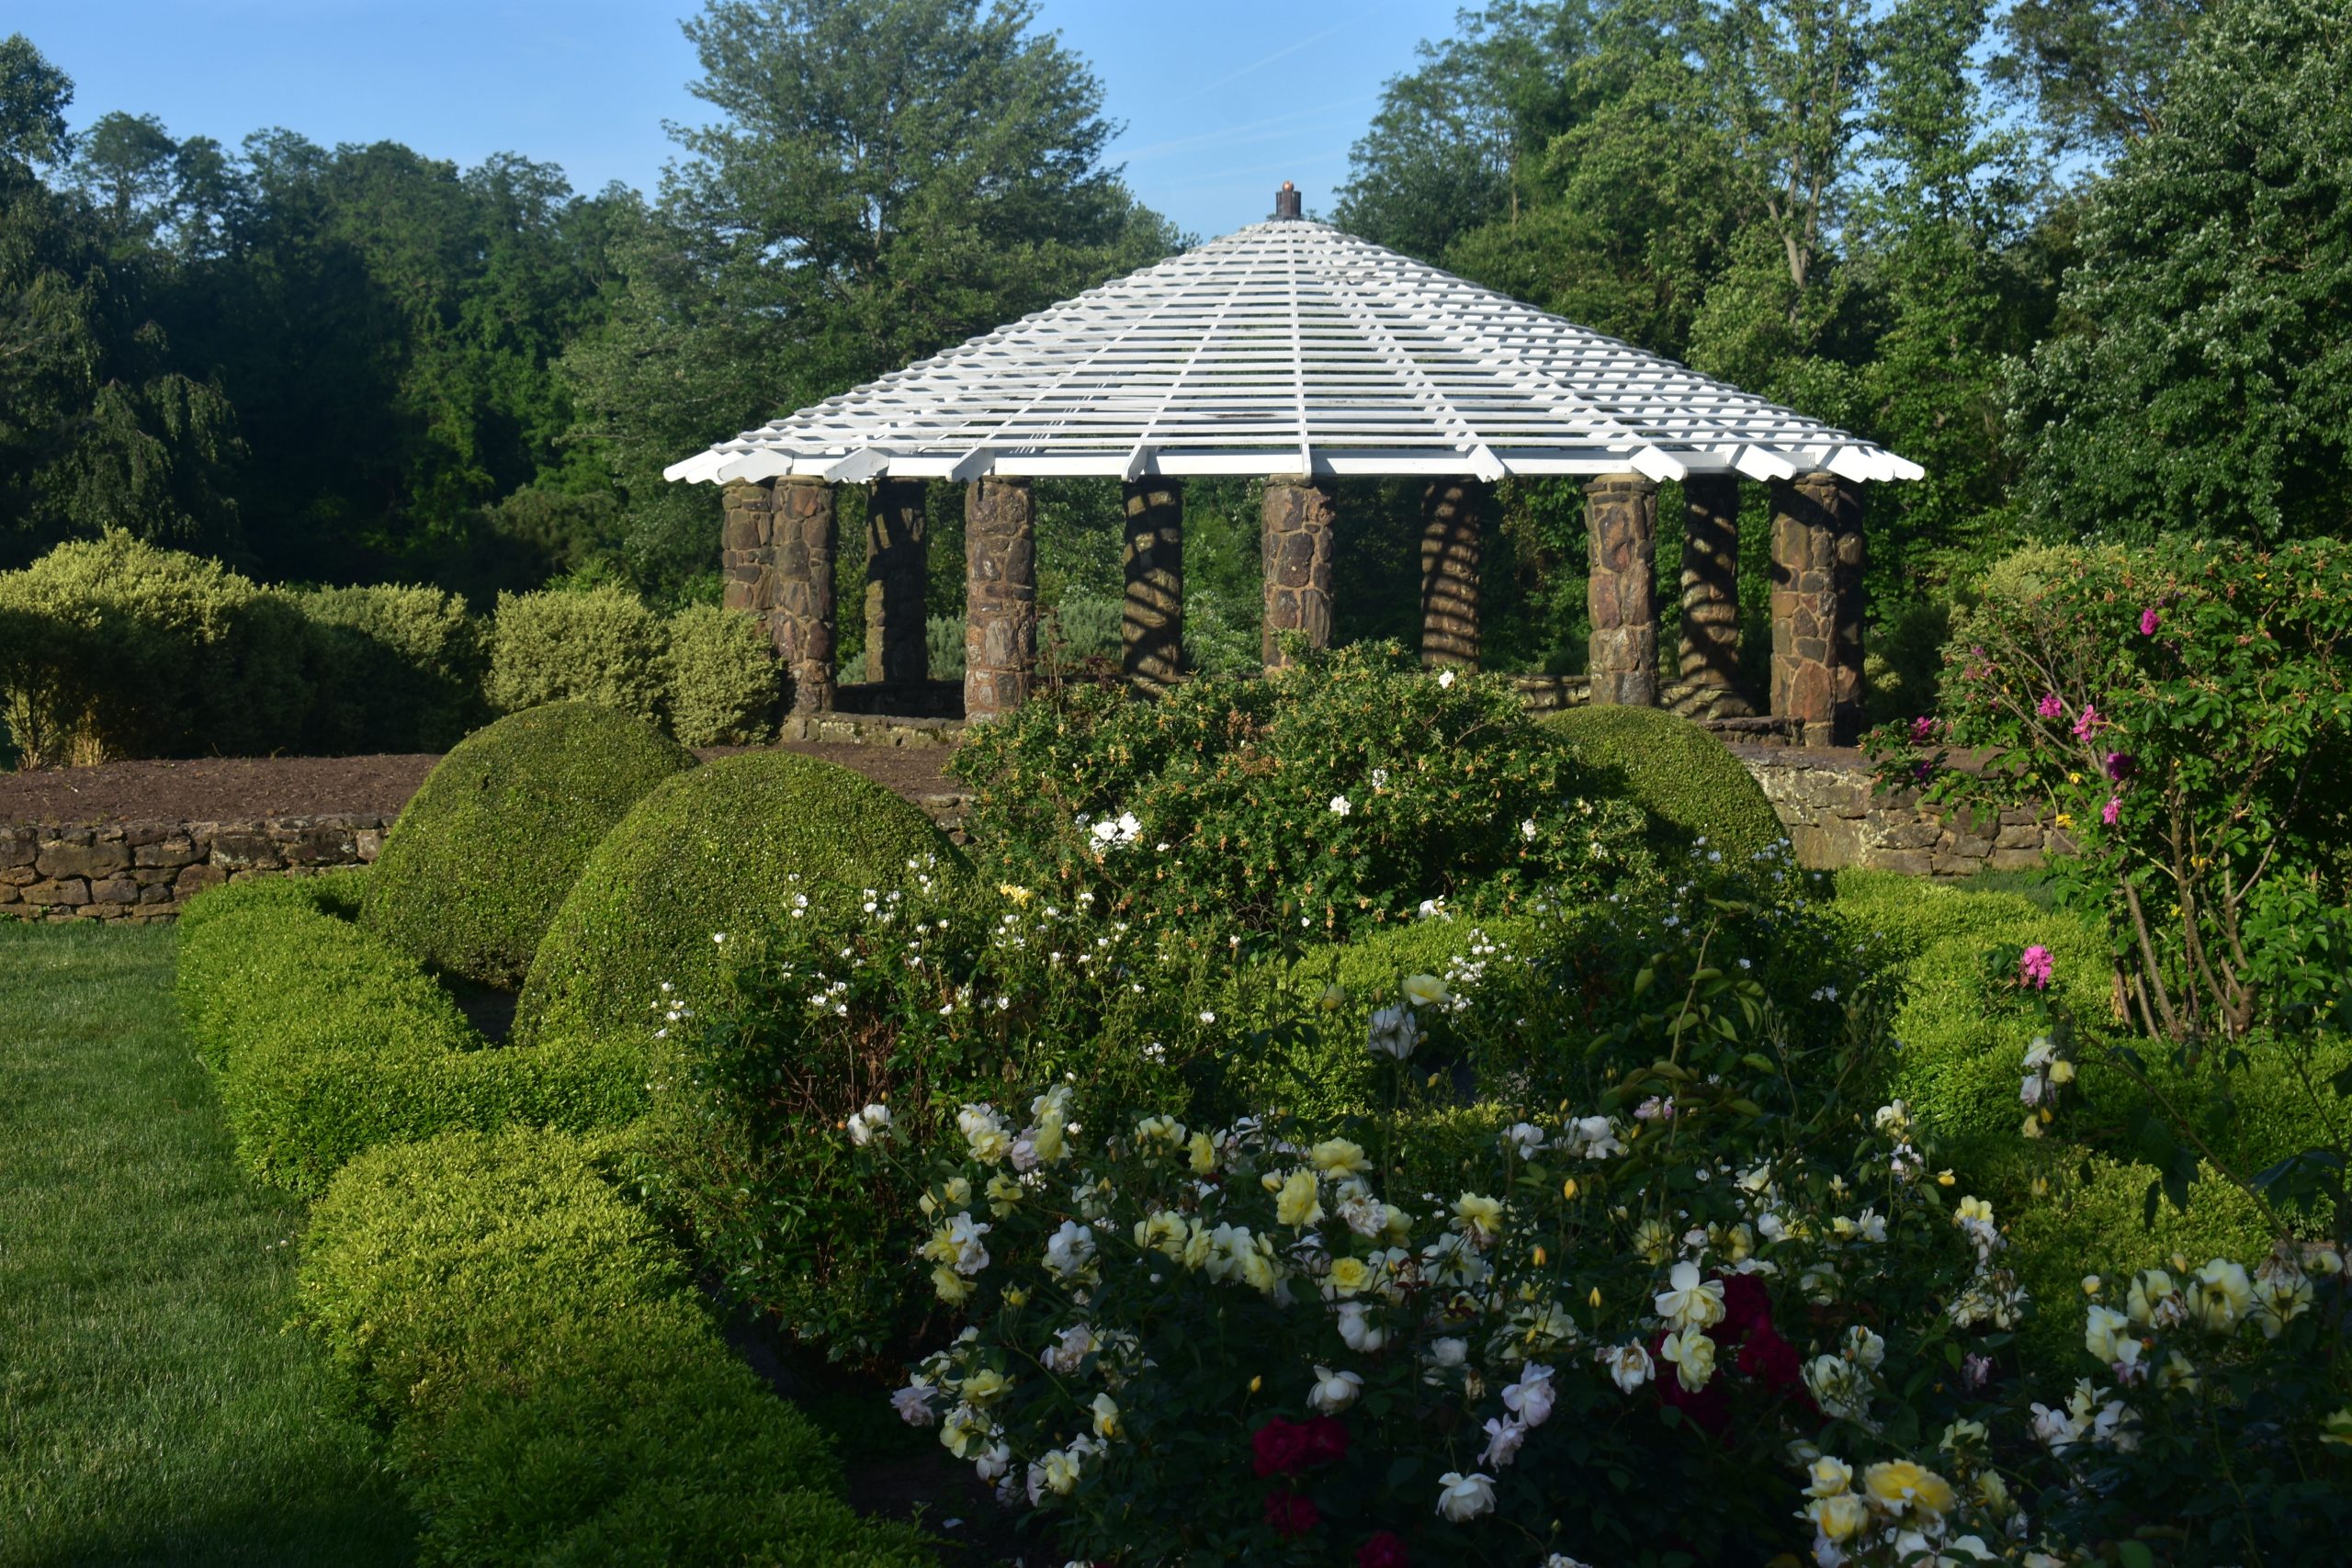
1273,181,1302,220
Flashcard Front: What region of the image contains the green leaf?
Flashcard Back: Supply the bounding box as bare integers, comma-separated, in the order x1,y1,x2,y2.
2117,1542,2156,1568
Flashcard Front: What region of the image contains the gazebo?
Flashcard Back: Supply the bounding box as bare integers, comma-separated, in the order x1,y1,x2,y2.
665,185,1920,745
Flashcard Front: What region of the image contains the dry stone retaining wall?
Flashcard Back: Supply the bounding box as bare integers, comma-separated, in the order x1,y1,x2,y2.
0,816,388,924
1734,745,2064,878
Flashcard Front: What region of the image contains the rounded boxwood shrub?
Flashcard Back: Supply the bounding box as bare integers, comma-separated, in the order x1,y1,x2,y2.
514,750,962,1043
363,703,695,988
1544,703,1787,865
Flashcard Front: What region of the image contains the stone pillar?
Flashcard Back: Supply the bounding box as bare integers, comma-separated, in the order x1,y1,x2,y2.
1584,474,1659,706
964,477,1036,720
1121,478,1183,692
1679,474,1742,694
864,479,929,685
1419,478,1484,671
1770,471,1867,745
1261,475,1335,667
720,479,775,621
769,477,838,713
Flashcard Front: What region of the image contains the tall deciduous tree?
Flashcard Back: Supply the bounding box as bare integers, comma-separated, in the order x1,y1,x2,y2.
2009,0,2352,545
565,0,1175,597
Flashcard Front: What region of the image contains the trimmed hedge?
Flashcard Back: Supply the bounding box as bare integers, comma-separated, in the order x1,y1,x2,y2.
300,1128,929,1567
295,583,489,753
176,876,650,1195
487,585,667,724
1544,704,1787,865
662,603,781,746
515,750,962,1044
0,532,310,766
363,703,695,989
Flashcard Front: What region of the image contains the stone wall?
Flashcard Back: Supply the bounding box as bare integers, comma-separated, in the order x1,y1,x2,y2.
1733,745,2063,878
0,815,387,924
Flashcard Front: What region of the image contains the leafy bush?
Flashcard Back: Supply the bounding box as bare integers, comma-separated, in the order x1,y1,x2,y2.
663,603,780,746
515,750,962,1045
1872,536,2352,1043
662,861,1860,1362
925,614,964,681
294,583,489,752
951,643,1656,939
177,878,650,1194
487,583,668,724
299,1128,930,1567
1544,702,1789,865
363,703,695,989
859,886,2021,1568
0,532,310,765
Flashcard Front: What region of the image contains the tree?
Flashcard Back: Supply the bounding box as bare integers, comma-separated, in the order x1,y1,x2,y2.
2009,0,2352,545
564,0,1175,598
1992,0,2207,157
0,37,242,561
1332,2,1594,262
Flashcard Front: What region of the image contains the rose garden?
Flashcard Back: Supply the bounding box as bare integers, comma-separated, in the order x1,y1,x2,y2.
6,6,2352,1568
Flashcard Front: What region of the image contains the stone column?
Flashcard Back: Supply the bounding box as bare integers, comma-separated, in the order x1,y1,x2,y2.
1261,475,1335,667
1419,478,1484,671
1679,474,1742,693
1584,474,1659,706
769,478,838,713
720,479,775,621
864,479,929,685
1121,478,1183,692
963,477,1036,720
1770,472,1867,745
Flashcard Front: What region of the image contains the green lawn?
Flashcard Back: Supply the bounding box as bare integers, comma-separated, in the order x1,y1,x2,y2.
0,920,413,1568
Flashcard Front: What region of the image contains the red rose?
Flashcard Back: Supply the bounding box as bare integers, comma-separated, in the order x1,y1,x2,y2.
1358,1530,1410,1567
1265,1490,1320,1539
1301,1416,1351,1467
1252,1417,1311,1477
1717,1272,1772,1337
1737,1323,1804,1393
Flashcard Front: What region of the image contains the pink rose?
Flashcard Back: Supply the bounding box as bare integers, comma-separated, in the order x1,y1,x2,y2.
2102,796,2120,827
2037,693,2064,719
2019,945,2054,989
2071,704,2101,741
2140,607,2161,635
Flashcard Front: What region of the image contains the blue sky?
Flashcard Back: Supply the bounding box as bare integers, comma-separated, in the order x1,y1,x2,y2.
19,0,1464,237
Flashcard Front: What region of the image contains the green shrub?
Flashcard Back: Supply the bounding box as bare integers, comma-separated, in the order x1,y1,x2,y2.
176,881,650,1194
1544,702,1788,865
487,584,667,724
952,643,1655,940
661,603,779,746
925,613,964,681
295,583,489,752
0,533,309,765
363,703,695,989
515,750,960,1044
299,1129,928,1567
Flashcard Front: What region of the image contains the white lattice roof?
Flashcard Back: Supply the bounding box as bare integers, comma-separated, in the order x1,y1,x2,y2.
665,219,1921,487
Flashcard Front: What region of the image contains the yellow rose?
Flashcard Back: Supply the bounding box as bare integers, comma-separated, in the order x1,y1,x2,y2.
1276,1168,1325,1228
1861,1460,1955,1519
1091,1392,1121,1439
1809,1492,1871,1541
1329,1256,1374,1295
932,1264,973,1304
1186,1131,1217,1175
986,1172,1024,1216
1805,1456,1853,1497
944,1177,972,1206
1031,1117,1068,1165
1402,973,1449,1008
960,1368,1010,1404
1453,1192,1504,1243
1309,1138,1372,1176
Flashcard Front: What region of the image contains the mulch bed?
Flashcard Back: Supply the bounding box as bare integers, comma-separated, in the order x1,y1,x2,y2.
0,742,961,828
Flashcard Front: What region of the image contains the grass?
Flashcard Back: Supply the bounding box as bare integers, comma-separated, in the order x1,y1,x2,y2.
0,920,413,1568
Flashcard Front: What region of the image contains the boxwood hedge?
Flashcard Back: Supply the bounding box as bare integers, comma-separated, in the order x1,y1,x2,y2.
177,874,650,1195
362,702,695,989
300,1128,929,1567
515,750,962,1044
1544,703,1788,866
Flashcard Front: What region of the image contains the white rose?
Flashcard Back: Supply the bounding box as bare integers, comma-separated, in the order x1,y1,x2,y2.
1434,1470,1495,1522
1500,1362,1556,1427
1479,1416,1526,1469
1336,1301,1387,1353
1598,1340,1654,1393
1307,1365,1363,1415
890,1381,938,1427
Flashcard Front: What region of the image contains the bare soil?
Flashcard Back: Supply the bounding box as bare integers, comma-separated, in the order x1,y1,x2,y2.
0,742,961,828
